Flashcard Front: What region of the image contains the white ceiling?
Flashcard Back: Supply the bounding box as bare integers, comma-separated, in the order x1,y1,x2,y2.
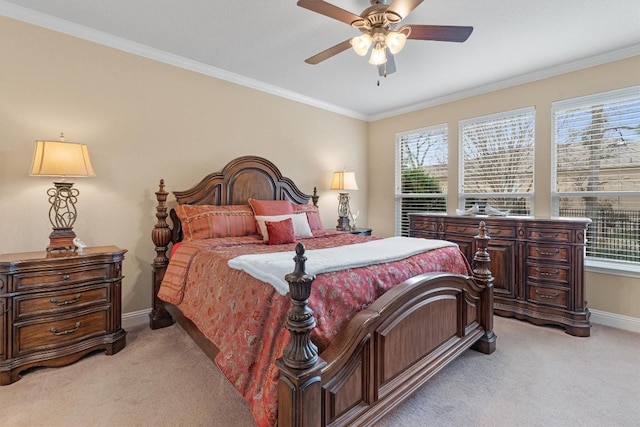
2,0,640,120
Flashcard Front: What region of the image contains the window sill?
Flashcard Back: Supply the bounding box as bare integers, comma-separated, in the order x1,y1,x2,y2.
585,259,640,279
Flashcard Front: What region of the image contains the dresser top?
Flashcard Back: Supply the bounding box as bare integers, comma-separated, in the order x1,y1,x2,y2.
0,246,126,265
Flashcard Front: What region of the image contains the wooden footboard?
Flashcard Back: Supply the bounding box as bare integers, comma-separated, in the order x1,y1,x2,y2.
278,224,496,427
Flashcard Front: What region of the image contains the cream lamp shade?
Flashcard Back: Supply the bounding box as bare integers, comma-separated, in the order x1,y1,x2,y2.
30,140,95,177
330,171,358,191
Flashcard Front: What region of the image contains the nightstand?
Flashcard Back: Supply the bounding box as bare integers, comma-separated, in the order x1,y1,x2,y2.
350,228,372,236
0,246,127,385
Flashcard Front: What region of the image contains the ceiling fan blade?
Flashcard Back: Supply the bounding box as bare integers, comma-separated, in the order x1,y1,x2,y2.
297,0,361,26
408,25,473,42
386,0,424,20
305,39,352,64
378,49,396,77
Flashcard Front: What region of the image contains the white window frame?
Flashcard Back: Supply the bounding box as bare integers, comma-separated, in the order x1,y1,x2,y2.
551,85,640,276
395,124,448,236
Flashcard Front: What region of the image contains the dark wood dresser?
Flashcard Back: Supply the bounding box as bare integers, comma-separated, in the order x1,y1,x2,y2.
409,214,592,337
0,246,127,384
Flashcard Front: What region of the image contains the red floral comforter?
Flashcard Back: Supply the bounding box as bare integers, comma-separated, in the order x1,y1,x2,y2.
158,230,471,427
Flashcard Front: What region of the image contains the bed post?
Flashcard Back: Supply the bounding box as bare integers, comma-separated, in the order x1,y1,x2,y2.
276,243,327,427
471,221,496,354
149,179,175,330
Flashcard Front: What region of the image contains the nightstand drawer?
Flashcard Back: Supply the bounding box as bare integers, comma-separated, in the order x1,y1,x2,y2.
15,265,110,291
528,285,568,309
15,284,109,319
527,244,569,262
16,309,108,354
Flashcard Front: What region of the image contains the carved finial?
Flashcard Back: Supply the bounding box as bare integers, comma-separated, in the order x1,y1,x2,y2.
312,187,319,207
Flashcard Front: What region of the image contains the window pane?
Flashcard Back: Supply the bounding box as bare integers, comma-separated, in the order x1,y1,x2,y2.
459,107,535,215
558,196,640,263
553,86,640,264
395,125,448,236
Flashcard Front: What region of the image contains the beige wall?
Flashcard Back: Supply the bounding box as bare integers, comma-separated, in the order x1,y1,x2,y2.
0,17,368,314
368,56,640,319
1,16,638,321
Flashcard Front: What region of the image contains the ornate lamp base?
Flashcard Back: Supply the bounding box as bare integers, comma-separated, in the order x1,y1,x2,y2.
48,227,76,252
336,216,351,231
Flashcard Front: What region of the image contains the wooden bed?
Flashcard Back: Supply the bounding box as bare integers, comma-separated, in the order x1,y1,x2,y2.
150,155,496,427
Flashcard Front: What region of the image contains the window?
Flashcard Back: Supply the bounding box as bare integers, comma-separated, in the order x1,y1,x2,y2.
552,86,640,265
459,107,535,215
395,125,448,236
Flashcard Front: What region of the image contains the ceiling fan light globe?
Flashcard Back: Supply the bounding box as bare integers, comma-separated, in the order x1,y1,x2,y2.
350,33,372,56
368,46,387,65
386,31,407,55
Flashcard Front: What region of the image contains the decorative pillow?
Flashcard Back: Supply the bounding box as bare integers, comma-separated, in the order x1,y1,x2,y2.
265,218,296,245
248,198,294,216
292,204,324,231
174,204,257,241
255,213,313,242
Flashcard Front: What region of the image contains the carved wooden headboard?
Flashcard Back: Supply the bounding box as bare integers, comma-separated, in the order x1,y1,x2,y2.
164,155,317,243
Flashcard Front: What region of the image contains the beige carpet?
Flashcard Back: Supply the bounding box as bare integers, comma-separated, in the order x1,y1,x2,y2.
2,316,639,427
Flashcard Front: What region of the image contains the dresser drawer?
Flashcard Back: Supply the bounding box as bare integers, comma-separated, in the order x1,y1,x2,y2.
409,218,437,232
527,264,569,284
446,223,516,239
527,228,572,243
15,284,109,319
527,244,570,263
15,309,108,354
14,265,110,291
528,285,568,309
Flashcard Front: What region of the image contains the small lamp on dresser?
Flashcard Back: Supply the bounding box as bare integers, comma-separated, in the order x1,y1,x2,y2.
30,133,95,252
330,169,358,231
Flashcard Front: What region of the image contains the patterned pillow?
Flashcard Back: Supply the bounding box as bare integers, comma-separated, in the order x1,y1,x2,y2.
265,218,296,245
292,204,324,231
174,204,257,241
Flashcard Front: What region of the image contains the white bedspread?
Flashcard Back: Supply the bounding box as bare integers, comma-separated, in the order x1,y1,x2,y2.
227,237,458,295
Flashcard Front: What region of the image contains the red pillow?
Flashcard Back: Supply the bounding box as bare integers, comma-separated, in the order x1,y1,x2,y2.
173,204,257,241
248,198,294,216
265,218,296,245
292,204,324,231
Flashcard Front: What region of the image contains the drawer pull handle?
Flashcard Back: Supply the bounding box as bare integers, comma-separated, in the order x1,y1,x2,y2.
50,322,81,336
50,293,82,306
535,268,560,277
535,248,559,256
62,274,70,280
537,232,559,239
535,290,560,299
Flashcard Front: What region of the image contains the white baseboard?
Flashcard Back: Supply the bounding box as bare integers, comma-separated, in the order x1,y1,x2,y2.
122,309,151,330
590,309,640,334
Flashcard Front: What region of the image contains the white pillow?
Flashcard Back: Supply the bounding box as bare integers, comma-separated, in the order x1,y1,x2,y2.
255,213,313,241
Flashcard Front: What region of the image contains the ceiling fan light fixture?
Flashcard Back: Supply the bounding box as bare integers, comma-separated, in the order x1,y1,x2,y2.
350,33,373,56
368,43,387,65
386,27,410,54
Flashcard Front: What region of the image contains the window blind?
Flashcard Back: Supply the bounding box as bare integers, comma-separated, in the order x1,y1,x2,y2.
552,86,640,264
395,125,448,236
459,107,535,215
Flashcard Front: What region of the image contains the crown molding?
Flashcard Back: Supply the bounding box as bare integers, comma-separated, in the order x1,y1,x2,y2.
0,1,368,121
370,45,640,121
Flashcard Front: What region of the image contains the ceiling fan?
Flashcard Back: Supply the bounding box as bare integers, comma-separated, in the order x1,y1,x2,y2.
297,0,473,77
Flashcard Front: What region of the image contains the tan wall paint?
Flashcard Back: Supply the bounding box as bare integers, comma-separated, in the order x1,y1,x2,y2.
0,17,368,313
368,56,640,319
